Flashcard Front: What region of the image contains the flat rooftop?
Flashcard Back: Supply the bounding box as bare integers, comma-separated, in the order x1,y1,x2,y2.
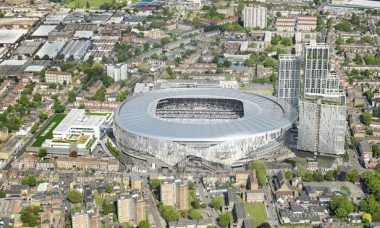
0,29,27,44
54,109,106,133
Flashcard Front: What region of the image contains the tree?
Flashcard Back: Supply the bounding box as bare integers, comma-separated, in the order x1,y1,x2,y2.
260,223,271,228
346,169,359,183
325,170,334,181
218,212,232,227
362,112,372,125
285,171,292,179
248,160,267,186
161,206,180,222
68,90,76,102
38,148,47,158
0,191,5,198
362,213,372,223
102,199,116,214
20,206,39,227
86,1,90,8
189,209,203,220
351,137,359,149
67,190,83,203
33,93,42,103
151,179,160,191
313,170,324,182
329,195,354,218
276,11,282,17
106,185,113,193
359,195,380,214
42,54,50,60
137,220,151,228
27,176,37,186
31,124,38,134
354,53,363,65
188,181,195,190
69,151,78,157
211,197,223,211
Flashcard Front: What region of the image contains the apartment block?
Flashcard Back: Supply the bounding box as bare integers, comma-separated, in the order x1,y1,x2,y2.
72,211,89,228
278,55,301,108
242,6,267,29
46,71,72,84
106,63,128,81
160,180,188,210
117,194,146,225
297,101,346,155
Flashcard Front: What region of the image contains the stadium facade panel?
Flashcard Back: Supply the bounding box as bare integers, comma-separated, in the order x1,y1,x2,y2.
114,89,298,166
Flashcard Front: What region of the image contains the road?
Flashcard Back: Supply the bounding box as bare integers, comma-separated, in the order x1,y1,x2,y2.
264,185,280,227
143,181,166,228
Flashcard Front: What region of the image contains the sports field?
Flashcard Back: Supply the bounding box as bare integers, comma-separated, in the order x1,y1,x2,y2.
244,202,268,226
66,0,107,8
30,114,67,147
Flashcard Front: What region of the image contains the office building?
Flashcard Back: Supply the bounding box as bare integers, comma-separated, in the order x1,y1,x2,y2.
278,55,301,108
106,63,128,81
160,180,188,210
72,211,89,228
297,101,346,155
242,6,267,29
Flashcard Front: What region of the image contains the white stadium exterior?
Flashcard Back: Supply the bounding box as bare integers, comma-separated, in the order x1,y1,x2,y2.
113,89,298,167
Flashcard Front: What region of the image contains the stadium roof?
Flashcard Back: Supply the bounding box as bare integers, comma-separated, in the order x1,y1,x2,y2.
115,89,298,141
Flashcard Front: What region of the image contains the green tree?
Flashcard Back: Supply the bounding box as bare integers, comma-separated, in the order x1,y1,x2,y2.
276,11,282,17
0,191,5,198
329,195,354,218
351,137,359,149
189,209,203,220
28,176,37,186
137,220,151,228
359,195,380,214
31,124,38,134
68,90,76,102
285,171,292,179
346,169,360,183
161,206,180,222
86,1,90,8
362,111,372,125
102,199,116,214
33,93,42,103
313,170,324,182
218,212,232,227
106,185,113,193
211,197,223,211
20,206,39,227
151,179,160,191
248,160,267,186
38,148,47,158
67,190,83,203
325,170,334,181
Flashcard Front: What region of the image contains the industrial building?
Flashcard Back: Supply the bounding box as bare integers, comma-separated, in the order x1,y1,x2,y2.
35,41,67,59
60,40,91,62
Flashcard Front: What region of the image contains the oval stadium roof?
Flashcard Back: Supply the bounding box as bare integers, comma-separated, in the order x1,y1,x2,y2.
115,88,298,142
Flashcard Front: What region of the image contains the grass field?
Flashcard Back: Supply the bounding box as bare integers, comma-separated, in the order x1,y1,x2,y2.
30,114,66,147
243,202,268,227
66,0,108,8
94,190,102,210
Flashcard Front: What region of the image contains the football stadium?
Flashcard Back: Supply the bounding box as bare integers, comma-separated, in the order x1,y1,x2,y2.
113,89,298,167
